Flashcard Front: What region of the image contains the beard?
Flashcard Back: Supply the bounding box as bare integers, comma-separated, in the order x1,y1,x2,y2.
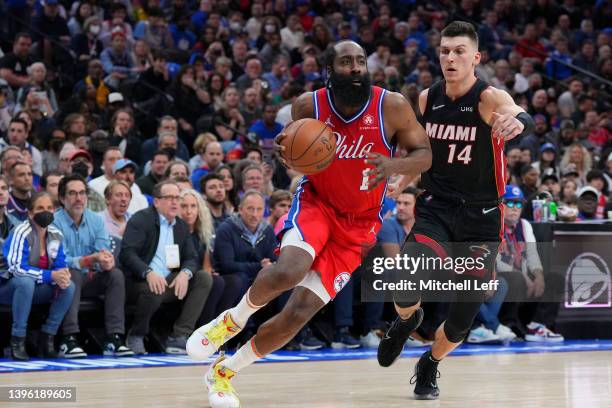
328,70,371,109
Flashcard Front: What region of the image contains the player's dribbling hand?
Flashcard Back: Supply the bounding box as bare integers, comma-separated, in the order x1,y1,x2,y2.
491,112,524,140
364,152,393,190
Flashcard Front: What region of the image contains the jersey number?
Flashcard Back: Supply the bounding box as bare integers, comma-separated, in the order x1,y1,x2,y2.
360,168,369,191
447,144,472,165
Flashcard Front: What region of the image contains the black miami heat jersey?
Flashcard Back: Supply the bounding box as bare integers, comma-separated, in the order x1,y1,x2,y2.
420,79,505,202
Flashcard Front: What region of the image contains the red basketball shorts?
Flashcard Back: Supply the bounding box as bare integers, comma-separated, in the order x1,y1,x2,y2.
280,184,381,303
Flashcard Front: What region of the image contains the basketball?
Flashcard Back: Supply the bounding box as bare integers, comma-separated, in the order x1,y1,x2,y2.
279,118,336,175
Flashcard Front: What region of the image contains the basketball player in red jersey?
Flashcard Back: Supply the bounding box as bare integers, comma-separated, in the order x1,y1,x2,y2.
185,40,432,408
377,21,535,400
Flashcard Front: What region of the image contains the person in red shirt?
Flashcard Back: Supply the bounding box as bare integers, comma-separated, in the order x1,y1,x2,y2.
514,24,547,63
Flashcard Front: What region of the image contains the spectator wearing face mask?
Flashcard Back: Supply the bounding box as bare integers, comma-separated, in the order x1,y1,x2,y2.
71,16,105,76
1,192,74,360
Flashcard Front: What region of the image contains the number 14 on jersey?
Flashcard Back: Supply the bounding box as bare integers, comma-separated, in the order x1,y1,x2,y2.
447,144,472,165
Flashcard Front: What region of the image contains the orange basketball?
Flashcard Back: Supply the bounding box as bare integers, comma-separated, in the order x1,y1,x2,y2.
279,118,336,175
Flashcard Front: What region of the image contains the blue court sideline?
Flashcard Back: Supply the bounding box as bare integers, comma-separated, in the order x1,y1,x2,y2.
2,340,612,374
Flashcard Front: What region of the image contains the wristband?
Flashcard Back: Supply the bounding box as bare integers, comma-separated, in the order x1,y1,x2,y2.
515,112,534,138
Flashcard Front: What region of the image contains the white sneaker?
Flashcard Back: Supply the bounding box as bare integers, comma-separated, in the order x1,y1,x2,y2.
525,322,564,342
187,311,242,361
360,330,381,348
494,324,517,341
467,326,502,344
205,354,241,408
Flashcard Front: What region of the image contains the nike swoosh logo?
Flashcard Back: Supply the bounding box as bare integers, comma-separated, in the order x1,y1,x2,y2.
482,207,498,215
432,105,445,110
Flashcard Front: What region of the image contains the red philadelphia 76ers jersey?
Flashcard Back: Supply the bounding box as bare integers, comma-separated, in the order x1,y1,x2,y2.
309,86,395,220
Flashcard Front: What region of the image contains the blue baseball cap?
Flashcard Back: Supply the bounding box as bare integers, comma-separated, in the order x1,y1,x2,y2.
503,185,524,201
540,143,556,153
112,159,138,174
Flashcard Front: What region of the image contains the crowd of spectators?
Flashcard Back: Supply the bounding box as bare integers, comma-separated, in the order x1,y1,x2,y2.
0,0,610,359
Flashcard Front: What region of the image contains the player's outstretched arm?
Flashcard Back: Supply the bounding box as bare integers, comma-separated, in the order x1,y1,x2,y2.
365,91,432,190
481,87,535,141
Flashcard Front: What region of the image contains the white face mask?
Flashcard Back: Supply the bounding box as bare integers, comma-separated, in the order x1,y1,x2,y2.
90,25,101,35
264,24,276,34
230,22,241,31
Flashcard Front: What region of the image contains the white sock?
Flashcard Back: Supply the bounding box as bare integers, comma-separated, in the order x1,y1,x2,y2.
223,337,262,372
229,289,266,328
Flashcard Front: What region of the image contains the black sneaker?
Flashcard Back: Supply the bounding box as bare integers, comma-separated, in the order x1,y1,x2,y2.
377,307,424,367
104,333,135,357
411,351,441,400
58,335,87,359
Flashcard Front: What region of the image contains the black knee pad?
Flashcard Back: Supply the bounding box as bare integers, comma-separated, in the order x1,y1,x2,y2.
443,319,470,343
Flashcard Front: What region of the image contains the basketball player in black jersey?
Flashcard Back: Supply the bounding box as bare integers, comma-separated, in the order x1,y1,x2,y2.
370,21,535,400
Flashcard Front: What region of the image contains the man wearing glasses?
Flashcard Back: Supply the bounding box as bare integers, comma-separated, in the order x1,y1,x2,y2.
53,174,133,358
496,184,564,342
120,180,212,355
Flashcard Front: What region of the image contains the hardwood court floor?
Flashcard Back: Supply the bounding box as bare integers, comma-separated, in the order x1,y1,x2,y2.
3,351,611,408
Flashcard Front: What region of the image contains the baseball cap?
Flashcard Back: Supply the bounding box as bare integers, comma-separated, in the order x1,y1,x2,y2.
540,143,557,153
577,186,600,199
112,159,138,174
108,92,124,104
541,168,559,183
503,185,524,201
561,164,579,177
110,26,126,40
69,149,93,162
42,0,59,5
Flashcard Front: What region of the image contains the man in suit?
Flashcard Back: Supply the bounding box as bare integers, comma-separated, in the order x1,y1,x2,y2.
121,180,212,354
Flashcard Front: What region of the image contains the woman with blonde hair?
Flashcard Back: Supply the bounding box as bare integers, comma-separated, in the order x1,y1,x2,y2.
560,143,592,184
178,189,242,326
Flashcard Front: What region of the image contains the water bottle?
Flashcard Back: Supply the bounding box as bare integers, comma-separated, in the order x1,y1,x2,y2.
548,201,557,222
532,200,544,222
